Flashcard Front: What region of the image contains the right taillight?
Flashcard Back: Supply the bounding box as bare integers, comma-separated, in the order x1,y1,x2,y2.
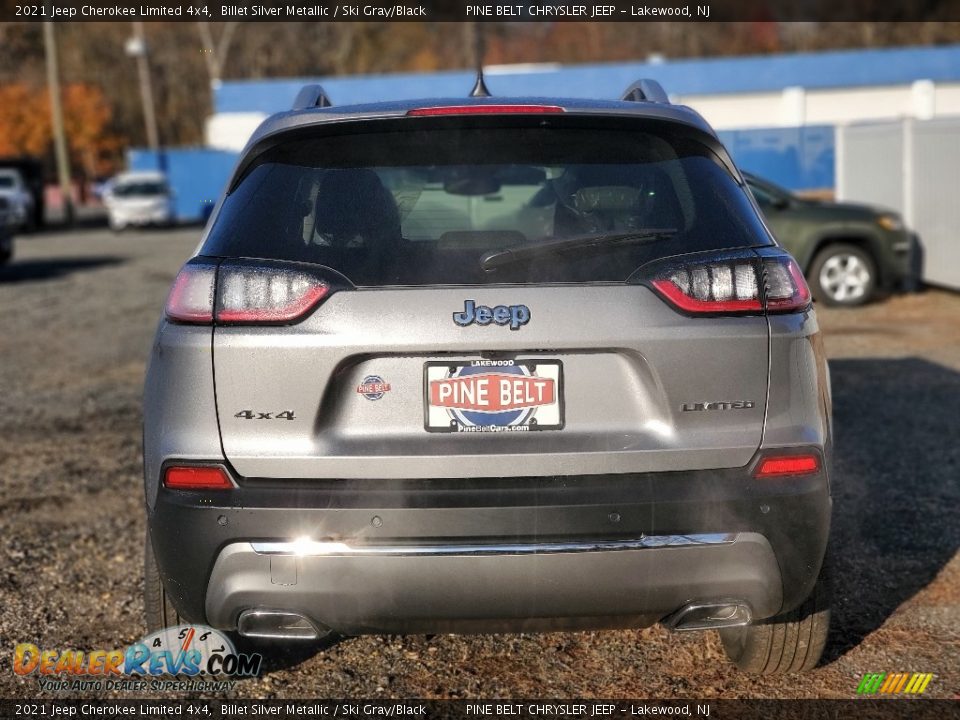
649,254,810,315
165,261,332,325
652,261,763,314
762,256,811,312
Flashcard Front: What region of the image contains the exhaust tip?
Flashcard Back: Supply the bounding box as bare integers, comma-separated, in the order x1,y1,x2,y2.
237,609,329,640
663,600,752,632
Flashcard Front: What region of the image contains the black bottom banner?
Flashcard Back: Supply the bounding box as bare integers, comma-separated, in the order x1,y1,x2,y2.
1,699,956,720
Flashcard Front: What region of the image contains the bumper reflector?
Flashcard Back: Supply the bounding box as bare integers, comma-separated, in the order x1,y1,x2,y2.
163,466,233,490
754,454,819,478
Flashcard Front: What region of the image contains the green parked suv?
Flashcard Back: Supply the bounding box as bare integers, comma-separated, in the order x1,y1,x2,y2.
745,173,913,306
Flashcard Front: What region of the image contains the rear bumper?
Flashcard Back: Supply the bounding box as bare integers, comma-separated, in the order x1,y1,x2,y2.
148,463,831,635
206,534,781,635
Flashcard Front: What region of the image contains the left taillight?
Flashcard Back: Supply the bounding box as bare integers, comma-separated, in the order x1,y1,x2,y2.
165,262,330,325
648,254,811,316
165,263,216,323
216,264,329,323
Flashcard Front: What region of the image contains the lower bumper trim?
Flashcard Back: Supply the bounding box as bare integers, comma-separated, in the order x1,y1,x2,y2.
250,533,737,557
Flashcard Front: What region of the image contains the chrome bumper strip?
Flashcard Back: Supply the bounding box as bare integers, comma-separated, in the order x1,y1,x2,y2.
250,533,738,557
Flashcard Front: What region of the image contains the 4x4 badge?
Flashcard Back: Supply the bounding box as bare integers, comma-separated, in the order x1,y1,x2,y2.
453,300,530,331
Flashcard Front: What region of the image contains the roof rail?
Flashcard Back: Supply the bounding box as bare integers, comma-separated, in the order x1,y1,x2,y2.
292,84,333,110
620,79,669,104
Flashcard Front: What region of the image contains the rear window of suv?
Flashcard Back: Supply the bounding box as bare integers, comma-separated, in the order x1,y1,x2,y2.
201,119,773,286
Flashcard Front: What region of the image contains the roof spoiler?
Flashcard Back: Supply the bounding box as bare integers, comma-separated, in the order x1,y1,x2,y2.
292,84,333,110
620,79,669,104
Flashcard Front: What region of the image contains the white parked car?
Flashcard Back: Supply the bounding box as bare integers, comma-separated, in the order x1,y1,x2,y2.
104,172,174,231
0,168,35,232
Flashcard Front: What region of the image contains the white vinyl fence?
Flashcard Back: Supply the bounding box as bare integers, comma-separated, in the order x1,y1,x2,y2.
837,117,960,290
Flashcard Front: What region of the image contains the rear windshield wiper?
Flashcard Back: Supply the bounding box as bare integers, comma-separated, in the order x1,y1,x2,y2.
480,229,678,271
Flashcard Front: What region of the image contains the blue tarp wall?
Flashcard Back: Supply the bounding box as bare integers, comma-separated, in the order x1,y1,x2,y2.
128,148,237,223
214,45,960,114
718,125,835,190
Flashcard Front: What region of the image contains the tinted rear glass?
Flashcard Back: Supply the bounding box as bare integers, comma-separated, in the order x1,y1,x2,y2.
202,123,772,286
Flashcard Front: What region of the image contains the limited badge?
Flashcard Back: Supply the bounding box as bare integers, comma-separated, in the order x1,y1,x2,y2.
357,375,391,401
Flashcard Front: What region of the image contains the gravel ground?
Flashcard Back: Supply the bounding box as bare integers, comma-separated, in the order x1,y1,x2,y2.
0,227,957,700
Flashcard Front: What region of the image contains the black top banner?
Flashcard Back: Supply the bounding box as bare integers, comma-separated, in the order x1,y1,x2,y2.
3,0,960,22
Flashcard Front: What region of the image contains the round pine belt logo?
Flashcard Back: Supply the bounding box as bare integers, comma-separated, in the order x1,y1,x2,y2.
357,375,391,401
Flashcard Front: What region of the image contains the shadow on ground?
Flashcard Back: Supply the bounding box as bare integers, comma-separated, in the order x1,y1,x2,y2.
823,357,960,663
0,256,124,282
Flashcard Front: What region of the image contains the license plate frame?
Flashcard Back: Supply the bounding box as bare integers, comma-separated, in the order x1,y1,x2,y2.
423,359,564,433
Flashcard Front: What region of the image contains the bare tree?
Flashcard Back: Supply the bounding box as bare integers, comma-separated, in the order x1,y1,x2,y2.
196,21,239,87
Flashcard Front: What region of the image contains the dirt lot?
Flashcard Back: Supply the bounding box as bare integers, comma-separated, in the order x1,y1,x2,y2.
0,227,957,699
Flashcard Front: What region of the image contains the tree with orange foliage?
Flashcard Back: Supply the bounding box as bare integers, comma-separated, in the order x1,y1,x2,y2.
62,84,124,178
0,82,121,177
0,84,51,158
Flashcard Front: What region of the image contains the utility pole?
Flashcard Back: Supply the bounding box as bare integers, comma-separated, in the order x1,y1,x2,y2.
128,21,159,150
43,22,74,226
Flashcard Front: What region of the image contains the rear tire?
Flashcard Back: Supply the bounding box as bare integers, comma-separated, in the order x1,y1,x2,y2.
144,532,183,632
720,556,831,673
809,244,877,307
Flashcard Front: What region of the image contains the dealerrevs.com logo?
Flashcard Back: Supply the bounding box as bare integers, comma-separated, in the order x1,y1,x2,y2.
14,625,261,692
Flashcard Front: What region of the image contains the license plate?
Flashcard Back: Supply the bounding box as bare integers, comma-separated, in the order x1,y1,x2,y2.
424,359,564,433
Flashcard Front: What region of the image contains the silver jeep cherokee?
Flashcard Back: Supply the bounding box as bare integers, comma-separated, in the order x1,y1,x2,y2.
144,81,832,674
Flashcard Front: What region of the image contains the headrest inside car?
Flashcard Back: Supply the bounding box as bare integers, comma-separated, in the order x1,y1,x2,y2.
573,186,642,214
